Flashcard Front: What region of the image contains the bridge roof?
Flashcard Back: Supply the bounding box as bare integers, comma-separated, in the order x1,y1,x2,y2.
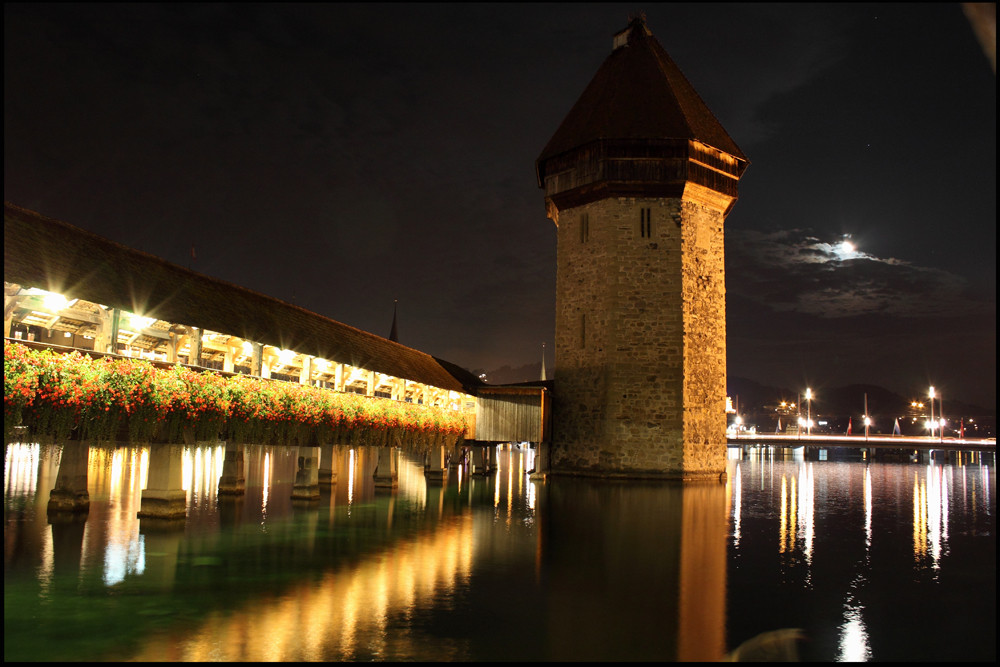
536,15,746,182
4,202,482,395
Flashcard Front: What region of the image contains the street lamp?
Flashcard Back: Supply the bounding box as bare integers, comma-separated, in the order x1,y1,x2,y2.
805,388,813,436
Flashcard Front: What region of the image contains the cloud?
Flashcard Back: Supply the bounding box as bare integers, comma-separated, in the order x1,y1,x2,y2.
726,228,982,318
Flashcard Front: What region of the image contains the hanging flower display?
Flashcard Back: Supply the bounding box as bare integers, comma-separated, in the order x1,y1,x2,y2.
4,342,467,449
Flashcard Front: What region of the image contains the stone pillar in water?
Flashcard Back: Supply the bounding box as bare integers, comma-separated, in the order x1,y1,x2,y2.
318,443,338,485
292,446,320,501
218,442,246,496
530,441,550,480
536,16,747,479
138,443,187,519
47,441,90,514
373,446,398,489
450,442,465,468
470,446,487,476
425,445,447,484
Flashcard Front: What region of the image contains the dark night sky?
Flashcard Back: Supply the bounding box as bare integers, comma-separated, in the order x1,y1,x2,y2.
5,3,996,407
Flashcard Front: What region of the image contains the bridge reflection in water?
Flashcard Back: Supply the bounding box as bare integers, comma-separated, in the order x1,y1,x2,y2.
4,441,995,661
4,440,728,661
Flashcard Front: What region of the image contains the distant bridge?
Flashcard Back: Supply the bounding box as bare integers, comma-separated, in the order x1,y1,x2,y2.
728,433,996,451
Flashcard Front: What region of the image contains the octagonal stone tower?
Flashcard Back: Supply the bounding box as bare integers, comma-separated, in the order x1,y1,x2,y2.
536,16,748,480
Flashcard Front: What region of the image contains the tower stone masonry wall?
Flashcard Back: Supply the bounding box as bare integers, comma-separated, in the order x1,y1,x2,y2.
552,196,727,478
538,16,745,479
679,199,727,475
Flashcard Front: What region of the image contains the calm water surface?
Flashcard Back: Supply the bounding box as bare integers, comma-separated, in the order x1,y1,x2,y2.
4,442,995,661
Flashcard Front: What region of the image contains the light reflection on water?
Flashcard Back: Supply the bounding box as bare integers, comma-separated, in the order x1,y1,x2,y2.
726,447,994,662
4,442,996,662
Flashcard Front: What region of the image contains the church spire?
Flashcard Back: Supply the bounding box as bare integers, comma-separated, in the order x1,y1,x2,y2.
389,299,398,342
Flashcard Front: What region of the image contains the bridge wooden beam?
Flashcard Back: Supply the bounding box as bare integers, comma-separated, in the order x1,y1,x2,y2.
186,326,202,366
4,285,473,416
299,355,313,385
334,363,345,392
3,283,21,337
251,342,263,377
92,306,113,353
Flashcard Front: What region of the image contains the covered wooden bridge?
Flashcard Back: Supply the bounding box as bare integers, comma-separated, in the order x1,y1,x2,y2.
4,202,549,448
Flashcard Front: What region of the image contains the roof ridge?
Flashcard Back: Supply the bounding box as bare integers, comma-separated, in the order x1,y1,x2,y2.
644,34,745,159
4,201,482,393
629,22,696,143
3,202,432,358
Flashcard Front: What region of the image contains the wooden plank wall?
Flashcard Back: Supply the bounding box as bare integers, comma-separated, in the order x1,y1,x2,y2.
475,389,548,443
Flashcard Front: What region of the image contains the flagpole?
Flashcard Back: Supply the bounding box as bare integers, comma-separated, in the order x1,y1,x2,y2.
797,393,801,442
864,392,869,442
939,391,943,443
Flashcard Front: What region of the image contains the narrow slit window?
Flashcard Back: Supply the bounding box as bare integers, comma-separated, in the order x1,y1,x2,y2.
580,213,589,243
640,208,652,238
580,313,586,349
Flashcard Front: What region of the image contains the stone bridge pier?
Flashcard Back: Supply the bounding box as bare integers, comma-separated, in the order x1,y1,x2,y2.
319,443,339,486
373,446,398,489
138,443,186,519
292,446,321,501
218,443,246,496
47,441,90,514
470,445,495,476
424,445,447,484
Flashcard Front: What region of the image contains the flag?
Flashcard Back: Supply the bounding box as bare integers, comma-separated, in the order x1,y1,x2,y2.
960,418,964,439
847,417,852,435
776,418,781,434
893,418,901,436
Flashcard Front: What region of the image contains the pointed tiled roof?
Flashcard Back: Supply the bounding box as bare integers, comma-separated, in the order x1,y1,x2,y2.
537,16,746,179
